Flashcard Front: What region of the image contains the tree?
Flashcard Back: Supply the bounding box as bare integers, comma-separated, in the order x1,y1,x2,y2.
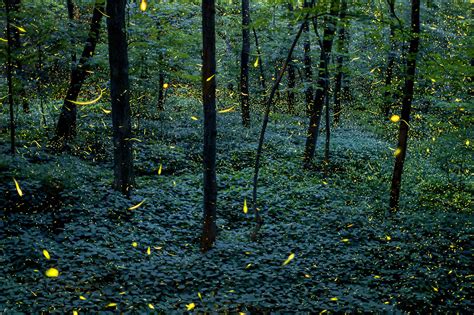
389,0,421,212
55,0,105,141
157,66,165,111
240,0,251,127
302,0,313,115
201,0,218,252
252,27,267,91
303,0,340,167
106,0,134,195
333,0,348,125
5,0,29,113
382,0,401,118
323,51,331,170
66,0,77,66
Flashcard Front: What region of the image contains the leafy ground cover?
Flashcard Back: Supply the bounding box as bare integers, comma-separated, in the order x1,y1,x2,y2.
0,97,472,313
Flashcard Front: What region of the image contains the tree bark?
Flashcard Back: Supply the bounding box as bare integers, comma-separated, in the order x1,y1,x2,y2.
106,0,134,196
389,0,420,212
56,0,104,141
201,0,217,252
303,0,313,115
240,0,251,127
333,0,347,125
303,0,340,168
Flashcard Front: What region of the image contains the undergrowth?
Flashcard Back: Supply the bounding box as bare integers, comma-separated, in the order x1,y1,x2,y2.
0,98,472,313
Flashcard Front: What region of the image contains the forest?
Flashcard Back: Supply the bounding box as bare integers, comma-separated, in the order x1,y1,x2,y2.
0,0,472,313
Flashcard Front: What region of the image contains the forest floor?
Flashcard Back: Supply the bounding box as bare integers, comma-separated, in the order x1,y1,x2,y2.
0,98,472,313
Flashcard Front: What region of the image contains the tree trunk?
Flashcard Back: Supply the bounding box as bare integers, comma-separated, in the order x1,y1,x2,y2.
303,0,340,168
274,63,281,101
287,62,296,113
106,0,134,196
5,0,15,154
56,0,104,141
303,0,313,115
389,0,420,212
252,27,267,91
66,0,77,66
333,0,347,125
240,0,251,127
201,0,217,252
5,0,29,113
157,49,165,111
383,0,398,118
323,55,330,170
286,2,296,113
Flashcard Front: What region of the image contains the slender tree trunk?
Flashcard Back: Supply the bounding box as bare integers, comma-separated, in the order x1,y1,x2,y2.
274,64,281,101
389,0,420,212
303,0,313,115
383,0,398,118
66,0,77,66
333,0,347,125
5,0,28,113
56,0,104,141
106,0,134,196
201,0,217,252
383,34,396,118
323,55,331,170
157,51,165,111
303,0,340,168
287,62,296,113
251,10,312,241
5,0,15,154
252,27,266,91
240,0,251,127
286,2,296,113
